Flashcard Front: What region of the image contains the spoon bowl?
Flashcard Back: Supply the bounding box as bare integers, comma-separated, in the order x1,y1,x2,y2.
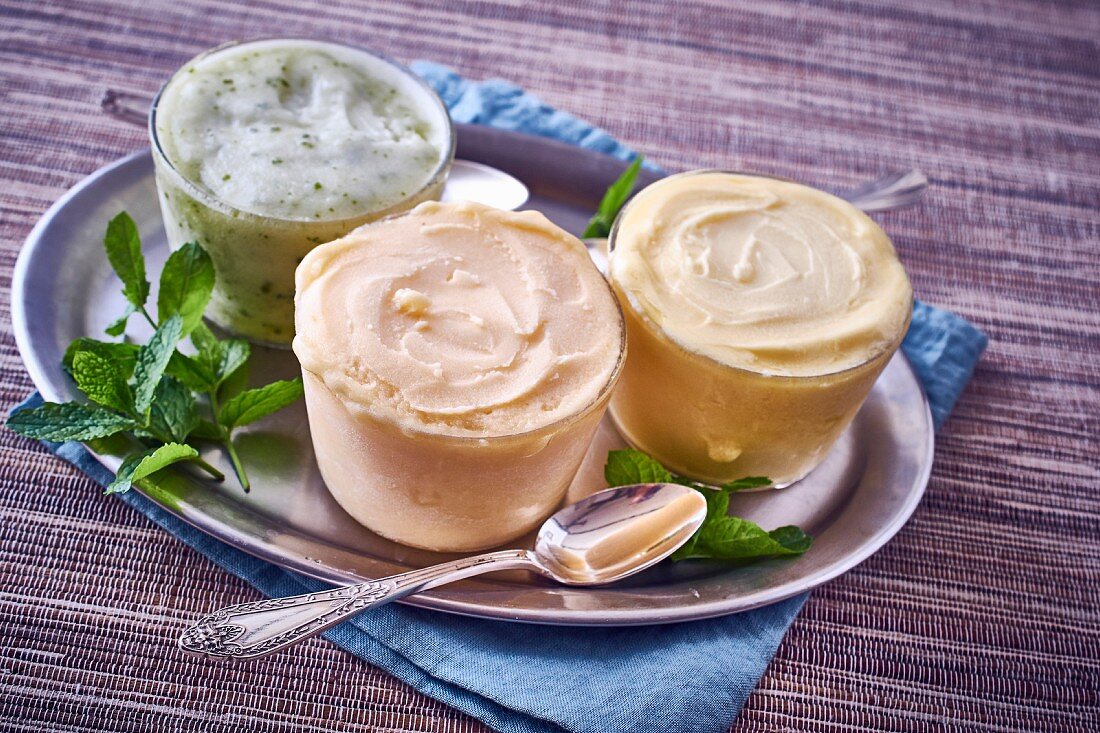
441,159,530,210
535,483,707,584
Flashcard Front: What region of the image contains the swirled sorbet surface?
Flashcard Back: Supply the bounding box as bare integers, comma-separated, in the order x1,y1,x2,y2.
155,39,448,221
293,201,623,437
610,172,912,376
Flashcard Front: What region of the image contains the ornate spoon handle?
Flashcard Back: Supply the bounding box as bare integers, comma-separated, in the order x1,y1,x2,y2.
178,549,538,660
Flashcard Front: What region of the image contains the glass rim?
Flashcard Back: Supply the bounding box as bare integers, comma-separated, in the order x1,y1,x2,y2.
607,168,914,381
299,225,628,446
148,37,457,225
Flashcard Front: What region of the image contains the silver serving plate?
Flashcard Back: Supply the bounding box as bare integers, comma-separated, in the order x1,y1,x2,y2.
12,125,933,625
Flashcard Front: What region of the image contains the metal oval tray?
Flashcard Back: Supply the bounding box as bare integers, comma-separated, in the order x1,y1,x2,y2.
12,124,933,625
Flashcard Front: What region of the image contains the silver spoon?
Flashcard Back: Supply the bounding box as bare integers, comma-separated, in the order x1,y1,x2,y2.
178,483,707,659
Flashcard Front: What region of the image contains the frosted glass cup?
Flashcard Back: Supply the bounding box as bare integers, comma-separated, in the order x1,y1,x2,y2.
293,201,628,552
149,39,455,345
302,358,624,553
607,171,912,487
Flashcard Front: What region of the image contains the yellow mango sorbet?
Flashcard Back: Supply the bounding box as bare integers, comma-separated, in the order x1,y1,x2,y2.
609,171,912,485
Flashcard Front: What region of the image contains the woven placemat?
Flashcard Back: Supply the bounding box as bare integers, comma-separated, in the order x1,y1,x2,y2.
1,1,1097,731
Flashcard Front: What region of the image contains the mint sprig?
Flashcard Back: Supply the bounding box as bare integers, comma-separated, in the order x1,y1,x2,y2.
582,156,644,239
603,449,813,564
6,211,303,493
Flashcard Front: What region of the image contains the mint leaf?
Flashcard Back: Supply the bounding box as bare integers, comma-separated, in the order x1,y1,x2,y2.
674,515,812,562
218,378,303,429
604,448,673,485
582,156,643,239
214,374,300,492
216,339,250,388
670,485,811,562
7,402,137,441
218,355,250,402
132,314,182,416
157,242,215,335
702,484,730,518
767,525,814,553
71,351,134,415
3,214,302,493
722,476,771,492
189,325,249,388
104,212,149,310
148,376,199,442
602,444,668,484
171,325,250,396
165,351,217,392
105,303,136,337
63,339,139,378
189,419,226,441
106,442,198,494
190,322,219,356
189,323,223,380
674,483,729,559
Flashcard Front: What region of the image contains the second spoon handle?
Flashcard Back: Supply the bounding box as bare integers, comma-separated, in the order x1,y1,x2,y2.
178,549,538,660
841,169,928,212
101,89,150,127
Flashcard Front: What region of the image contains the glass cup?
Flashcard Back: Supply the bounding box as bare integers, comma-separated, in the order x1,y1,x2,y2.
607,171,912,487
300,322,626,554
148,39,455,346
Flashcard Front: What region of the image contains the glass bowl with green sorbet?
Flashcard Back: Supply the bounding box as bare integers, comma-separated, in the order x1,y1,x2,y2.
149,38,455,345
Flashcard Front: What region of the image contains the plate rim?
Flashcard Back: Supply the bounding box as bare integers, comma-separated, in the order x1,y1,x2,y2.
11,140,934,626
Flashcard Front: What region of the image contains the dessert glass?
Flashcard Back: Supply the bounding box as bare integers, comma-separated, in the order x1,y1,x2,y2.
607,170,912,487
294,202,627,553
301,351,624,553
148,39,455,346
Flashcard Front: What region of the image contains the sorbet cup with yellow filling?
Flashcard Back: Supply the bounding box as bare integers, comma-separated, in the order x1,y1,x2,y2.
608,171,913,487
294,201,625,552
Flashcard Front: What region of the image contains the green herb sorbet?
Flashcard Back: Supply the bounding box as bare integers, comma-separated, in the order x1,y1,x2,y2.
150,39,453,345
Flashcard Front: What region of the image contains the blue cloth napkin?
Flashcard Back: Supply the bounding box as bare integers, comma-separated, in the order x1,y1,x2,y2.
14,65,987,733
